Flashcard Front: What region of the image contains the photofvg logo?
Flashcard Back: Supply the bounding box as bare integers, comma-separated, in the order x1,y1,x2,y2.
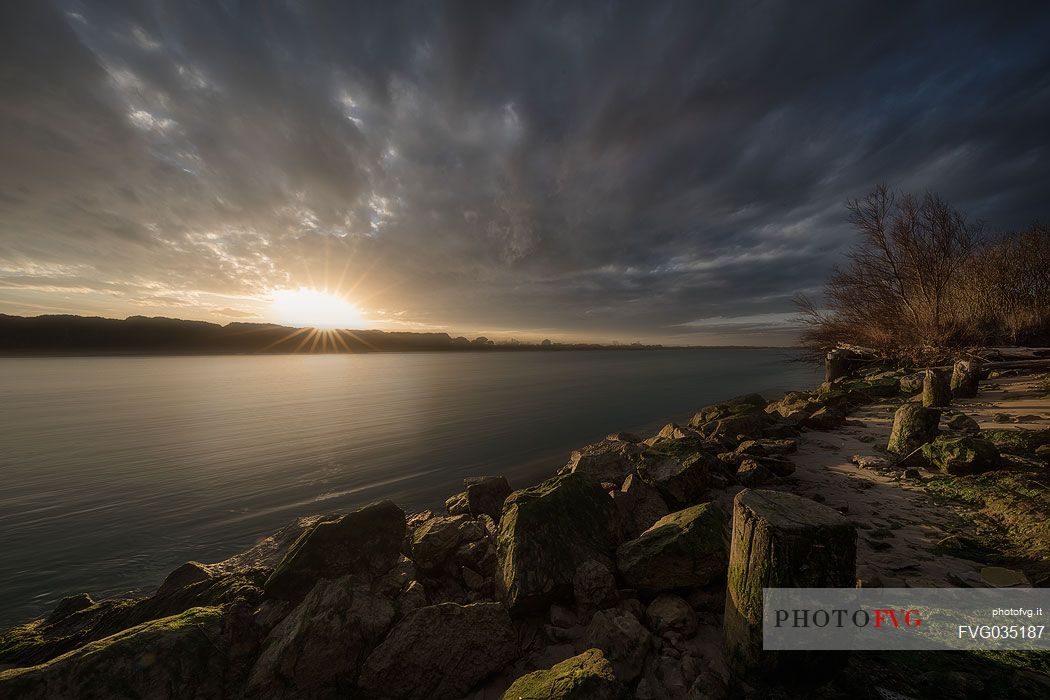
763,588,1049,651
773,606,923,630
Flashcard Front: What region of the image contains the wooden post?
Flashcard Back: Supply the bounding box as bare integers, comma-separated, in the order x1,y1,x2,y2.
724,489,856,680
950,359,981,398
921,368,951,408
824,349,850,383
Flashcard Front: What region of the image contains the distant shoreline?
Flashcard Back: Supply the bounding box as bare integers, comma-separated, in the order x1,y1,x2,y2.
0,313,789,356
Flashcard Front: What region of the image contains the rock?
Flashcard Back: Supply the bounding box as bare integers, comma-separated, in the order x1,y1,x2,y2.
566,439,642,486
764,391,821,421
247,578,394,696
445,491,471,516
265,500,406,600
979,566,1029,587
654,423,691,441
804,406,846,431
1037,444,1050,461
690,394,767,426
689,669,728,700
946,413,980,432
922,368,951,408
411,514,484,573
496,473,617,615
607,432,642,443
45,594,95,624
613,473,669,540
735,459,773,486
950,359,981,398
850,454,889,471
0,606,233,700
574,559,618,610
501,648,624,700
645,594,697,637
886,404,940,455
465,476,512,520
993,412,1016,423
697,413,771,441
398,580,427,616
616,503,726,593
723,489,856,680
549,604,577,629
981,428,1050,455
636,451,717,509
735,438,797,456
358,602,519,700
580,609,651,682
921,436,1000,475
461,566,486,591
899,372,924,395
902,467,922,480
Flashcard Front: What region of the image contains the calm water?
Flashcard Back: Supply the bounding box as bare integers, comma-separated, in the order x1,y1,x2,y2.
0,349,819,627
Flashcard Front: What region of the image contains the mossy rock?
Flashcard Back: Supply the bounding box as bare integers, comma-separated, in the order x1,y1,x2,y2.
689,393,766,426
0,606,229,699
502,648,624,699
616,502,726,592
946,413,980,432
496,473,617,615
839,377,901,401
899,372,924,395
265,500,406,600
981,429,1050,456
921,436,1000,475
887,404,940,455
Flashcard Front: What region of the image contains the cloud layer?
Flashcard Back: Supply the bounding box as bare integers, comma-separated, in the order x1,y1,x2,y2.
1,0,1049,343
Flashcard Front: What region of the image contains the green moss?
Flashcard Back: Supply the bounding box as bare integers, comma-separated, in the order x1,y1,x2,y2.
925,468,1050,576
0,621,45,661
502,648,620,699
921,436,1000,475
0,606,224,682
982,428,1050,455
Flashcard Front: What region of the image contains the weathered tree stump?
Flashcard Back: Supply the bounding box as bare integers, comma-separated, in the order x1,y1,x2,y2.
950,359,981,398
824,349,850,383
723,489,856,680
886,403,940,454
921,368,951,408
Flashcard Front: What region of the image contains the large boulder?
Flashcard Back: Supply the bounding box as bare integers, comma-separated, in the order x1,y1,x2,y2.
724,489,856,680
689,394,766,426
616,503,726,593
981,428,1050,456
565,440,642,486
886,404,940,455
764,391,821,421
0,606,234,700
410,514,485,573
358,602,518,700
899,372,924,395
644,594,697,636
264,500,405,600
696,413,771,442
804,406,847,431
611,473,669,540
580,609,651,683
465,476,512,520
246,578,394,697
921,436,1000,475
495,473,617,615
636,450,716,508
501,648,624,700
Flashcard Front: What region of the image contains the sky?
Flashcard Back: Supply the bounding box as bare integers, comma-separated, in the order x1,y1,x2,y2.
1,1,1049,345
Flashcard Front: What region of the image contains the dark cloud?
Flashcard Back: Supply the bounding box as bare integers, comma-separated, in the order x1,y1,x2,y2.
1,0,1048,343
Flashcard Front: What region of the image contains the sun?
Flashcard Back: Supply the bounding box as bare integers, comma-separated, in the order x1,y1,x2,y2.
270,288,365,329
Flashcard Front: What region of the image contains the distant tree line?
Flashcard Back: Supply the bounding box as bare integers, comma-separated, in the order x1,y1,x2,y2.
796,185,1050,362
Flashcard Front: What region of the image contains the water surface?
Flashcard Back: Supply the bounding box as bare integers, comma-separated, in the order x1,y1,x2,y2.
0,349,820,626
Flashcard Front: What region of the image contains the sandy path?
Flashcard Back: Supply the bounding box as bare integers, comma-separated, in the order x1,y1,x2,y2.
717,373,1049,589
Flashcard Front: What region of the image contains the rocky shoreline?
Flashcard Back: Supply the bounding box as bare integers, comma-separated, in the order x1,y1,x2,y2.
1,360,1049,699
